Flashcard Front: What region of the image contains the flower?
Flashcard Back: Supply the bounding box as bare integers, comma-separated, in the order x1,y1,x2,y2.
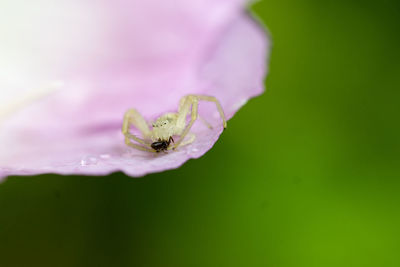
0,0,270,180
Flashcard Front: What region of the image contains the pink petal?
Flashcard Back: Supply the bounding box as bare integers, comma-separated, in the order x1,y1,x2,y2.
0,2,270,180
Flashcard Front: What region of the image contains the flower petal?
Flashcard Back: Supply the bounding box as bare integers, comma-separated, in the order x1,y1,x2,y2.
1,0,248,109
0,3,270,179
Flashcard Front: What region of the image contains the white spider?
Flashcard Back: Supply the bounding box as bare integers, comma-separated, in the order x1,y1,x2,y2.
122,94,227,152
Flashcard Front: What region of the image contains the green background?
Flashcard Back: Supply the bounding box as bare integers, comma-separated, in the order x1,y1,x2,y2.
1,0,399,266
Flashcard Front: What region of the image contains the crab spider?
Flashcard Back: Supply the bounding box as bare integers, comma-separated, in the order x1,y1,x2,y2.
122,94,227,152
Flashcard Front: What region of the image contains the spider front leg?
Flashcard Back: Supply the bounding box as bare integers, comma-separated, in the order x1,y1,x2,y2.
172,94,227,150
193,95,227,129
171,96,199,150
122,109,155,152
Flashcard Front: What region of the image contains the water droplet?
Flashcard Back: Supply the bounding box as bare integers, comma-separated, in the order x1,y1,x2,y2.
80,155,98,166
99,154,111,159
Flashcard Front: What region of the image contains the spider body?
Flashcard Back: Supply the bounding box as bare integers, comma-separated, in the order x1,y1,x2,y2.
122,94,227,152
151,114,181,141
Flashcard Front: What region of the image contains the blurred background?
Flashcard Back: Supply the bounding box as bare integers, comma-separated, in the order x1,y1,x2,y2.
1,0,399,266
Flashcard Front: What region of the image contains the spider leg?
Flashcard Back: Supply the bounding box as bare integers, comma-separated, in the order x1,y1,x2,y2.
180,133,196,147
181,96,212,129
173,94,227,149
125,141,156,152
173,96,199,149
198,115,213,129
122,109,154,152
190,95,227,129
167,133,195,150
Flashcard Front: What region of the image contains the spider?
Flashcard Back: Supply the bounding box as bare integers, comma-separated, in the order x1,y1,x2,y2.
122,94,227,152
